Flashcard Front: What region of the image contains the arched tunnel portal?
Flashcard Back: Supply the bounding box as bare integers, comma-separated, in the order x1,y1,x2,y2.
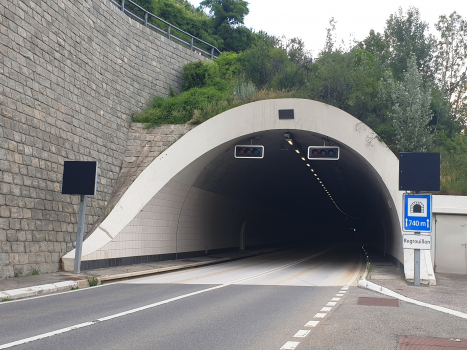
64,99,408,275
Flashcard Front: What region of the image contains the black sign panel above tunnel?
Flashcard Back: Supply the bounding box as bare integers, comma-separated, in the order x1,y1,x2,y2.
399,153,440,191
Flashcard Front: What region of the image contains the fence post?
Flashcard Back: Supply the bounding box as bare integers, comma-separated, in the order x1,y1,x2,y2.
211,47,214,59
144,12,148,26
121,0,125,11
168,26,171,40
190,37,193,51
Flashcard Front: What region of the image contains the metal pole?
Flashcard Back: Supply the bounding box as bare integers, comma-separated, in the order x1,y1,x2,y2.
211,47,214,59
74,195,87,274
121,0,125,11
144,12,148,26
414,231,420,286
190,37,193,51
168,26,171,40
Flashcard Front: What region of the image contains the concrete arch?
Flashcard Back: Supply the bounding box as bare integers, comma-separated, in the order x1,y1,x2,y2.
63,99,433,282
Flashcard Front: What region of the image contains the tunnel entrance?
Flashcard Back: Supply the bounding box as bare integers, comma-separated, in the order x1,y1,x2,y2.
177,129,395,253
63,99,405,273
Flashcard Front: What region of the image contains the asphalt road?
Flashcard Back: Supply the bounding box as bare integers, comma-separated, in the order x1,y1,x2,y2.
0,245,363,350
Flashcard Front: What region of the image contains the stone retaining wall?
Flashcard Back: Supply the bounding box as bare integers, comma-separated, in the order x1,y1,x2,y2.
0,0,206,277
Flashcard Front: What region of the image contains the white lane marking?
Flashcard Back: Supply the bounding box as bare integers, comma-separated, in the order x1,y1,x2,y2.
280,341,300,349
293,330,310,338
358,279,467,320
0,322,94,350
314,313,327,318
336,293,344,297
339,290,347,293
342,286,349,290
1,248,335,349
331,297,340,301
320,307,332,312
326,302,337,306
305,321,320,327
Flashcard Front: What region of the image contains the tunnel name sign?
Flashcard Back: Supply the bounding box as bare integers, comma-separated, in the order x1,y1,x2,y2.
402,194,432,232
402,234,432,250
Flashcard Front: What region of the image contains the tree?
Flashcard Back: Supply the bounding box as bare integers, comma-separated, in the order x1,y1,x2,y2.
379,55,433,153
199,0,249,29
434,11,467,126
384,7,436,80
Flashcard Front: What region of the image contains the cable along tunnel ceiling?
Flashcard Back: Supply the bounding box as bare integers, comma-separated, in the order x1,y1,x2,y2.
175,129,394,235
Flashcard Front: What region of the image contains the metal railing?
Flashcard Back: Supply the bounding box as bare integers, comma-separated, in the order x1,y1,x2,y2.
109,0,221,58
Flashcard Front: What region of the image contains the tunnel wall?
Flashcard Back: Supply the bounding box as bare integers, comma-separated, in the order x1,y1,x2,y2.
79,179,305,269
63,99,406,272
0,0,206,277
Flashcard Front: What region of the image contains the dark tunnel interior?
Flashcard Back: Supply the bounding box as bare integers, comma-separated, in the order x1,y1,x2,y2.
186,129,398,253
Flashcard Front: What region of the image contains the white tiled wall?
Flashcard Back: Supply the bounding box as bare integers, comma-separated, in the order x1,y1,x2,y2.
83,180,306,261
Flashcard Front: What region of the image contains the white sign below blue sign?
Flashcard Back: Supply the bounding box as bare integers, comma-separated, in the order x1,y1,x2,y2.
403,194,432,232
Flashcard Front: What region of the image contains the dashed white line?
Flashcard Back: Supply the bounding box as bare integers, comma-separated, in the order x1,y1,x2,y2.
277,253,363,349
293,330,311,338
305,321,320,327
280,341,300,349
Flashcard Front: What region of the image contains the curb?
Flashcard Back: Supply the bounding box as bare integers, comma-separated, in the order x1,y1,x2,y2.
0,250,274,302
0,281,77,301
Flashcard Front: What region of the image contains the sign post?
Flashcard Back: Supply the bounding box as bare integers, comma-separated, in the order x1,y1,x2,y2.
62,161,99,274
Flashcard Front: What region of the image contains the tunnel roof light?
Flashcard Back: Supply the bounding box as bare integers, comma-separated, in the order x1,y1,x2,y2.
286,139,294,146
306,164,310,167
301,157,306,161
294,149,300,154
311,169,314,172
317,178,320,180
314,174,317,176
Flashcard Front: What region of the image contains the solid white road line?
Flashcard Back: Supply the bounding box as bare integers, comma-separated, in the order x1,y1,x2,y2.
0,322,94,350
0,248,335,349
358,279,467,320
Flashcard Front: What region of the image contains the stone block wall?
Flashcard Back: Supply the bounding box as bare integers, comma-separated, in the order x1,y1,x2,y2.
89,123,196,236
0,0,206,278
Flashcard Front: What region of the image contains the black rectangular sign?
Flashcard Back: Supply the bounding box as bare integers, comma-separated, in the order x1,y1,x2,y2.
62,161,98,195
399,153,440,192
279,109,294,119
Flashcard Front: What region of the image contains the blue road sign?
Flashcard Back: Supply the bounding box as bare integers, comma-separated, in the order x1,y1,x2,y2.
403,194,432,232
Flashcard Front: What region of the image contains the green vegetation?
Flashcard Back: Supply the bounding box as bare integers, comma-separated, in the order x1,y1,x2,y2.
87,277,100,287
31,268,41,275
131,1,467,195
1,298,11,302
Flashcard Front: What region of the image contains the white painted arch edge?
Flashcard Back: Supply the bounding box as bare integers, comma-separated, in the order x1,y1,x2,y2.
63,98,403,260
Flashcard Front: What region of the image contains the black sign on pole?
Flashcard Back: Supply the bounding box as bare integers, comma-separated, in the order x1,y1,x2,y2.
61,161,98,274
62,161,98,195
399,152,440,192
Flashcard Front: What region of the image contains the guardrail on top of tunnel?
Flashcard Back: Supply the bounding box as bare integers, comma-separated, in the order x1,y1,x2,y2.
109,0,221,59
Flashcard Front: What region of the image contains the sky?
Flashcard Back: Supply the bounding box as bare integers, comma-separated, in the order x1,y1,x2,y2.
188,0,467,57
